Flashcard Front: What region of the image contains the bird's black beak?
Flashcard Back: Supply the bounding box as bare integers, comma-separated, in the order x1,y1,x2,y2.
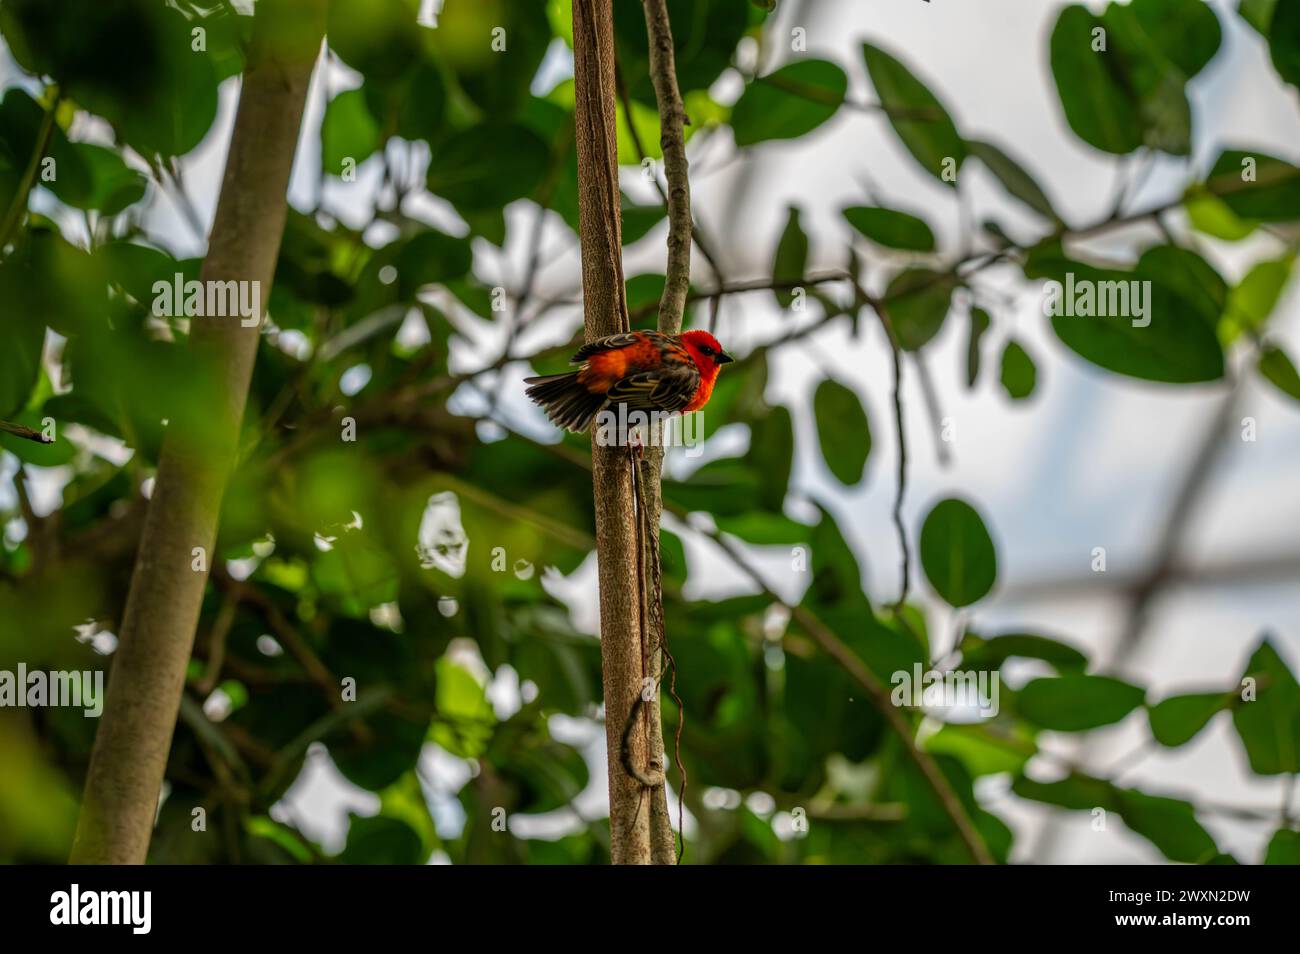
716,351,734,364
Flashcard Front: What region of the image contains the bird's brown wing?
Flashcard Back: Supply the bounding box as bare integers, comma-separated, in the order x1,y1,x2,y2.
604,361,699,415
570,332,647,364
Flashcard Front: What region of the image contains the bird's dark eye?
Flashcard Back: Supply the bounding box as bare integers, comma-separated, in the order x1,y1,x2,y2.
699,345,713,355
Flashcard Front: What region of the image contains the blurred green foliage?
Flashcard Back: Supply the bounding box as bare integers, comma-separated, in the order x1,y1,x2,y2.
0,0,1297,865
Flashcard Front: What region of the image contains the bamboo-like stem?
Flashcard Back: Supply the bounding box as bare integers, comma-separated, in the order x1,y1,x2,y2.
69,0,327,864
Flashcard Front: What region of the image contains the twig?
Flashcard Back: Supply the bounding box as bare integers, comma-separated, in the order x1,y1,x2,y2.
690,516,994,865
640,0,692,334
869,296,912,608
11,465,38,528
163,160,208,243
213,570,348,713
615,60,727,301
0,88,58,253
0,420,53,444
195,592,239,696
636,0,696,865
472,410,988,863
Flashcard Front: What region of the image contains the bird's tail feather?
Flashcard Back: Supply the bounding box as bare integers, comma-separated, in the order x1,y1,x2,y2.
524,372,607,432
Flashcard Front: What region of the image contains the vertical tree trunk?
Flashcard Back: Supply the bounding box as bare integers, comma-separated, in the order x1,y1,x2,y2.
571,0,667,865
69,0,326,865
641,0,691,865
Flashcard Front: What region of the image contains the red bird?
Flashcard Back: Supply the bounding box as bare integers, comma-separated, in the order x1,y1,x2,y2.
525,329,734,433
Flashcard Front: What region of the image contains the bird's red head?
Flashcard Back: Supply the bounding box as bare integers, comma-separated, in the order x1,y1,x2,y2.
679,330,734,374
678,330,733,413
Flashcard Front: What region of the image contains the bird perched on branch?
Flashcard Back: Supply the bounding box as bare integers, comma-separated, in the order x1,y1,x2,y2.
525,329,734,433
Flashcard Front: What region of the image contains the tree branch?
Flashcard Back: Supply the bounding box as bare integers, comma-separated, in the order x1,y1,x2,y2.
641,0,692,334
69,0,327,865
572,0,658,865
677,508,994,865
0,419,54,444
638,0,696,864
468,399,991,864
615,60,726,304
0,88,58,253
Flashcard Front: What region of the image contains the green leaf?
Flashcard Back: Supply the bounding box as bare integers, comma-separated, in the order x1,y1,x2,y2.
391,229,474,292
1018,675,1146,731
705,349,768,425
1028,243,1226,384
1143,244,1229,322
488,721,590,815
802,503,870,615
1233,637,1300,774
433,0,551,118
965,306,991,388
731,59,847,147
462,207,507,246
23,2,220,157
1259,345,1300,402
1012,771,1117,811
330,710,428,793
958,631,1089,673
1132,0,1222,77
1268,0,1300,89
242,817,312,864
364,60,447,142
312,530,399,614
1185,190,1256,241
1225,257,1293,337
715,511,812,546
885,267,957,351
1073,0,1219,156
842,205,935,252
87,150,149,217
926,723,1035,777
0,88,42,215
862,42,965,184
771,206,808,309
664,458,760,516
919,498,997,607
339,814,424,865
813,378,871,485
1,229,108,338
1100,3,1194,156
426,123,549,211
1049,6,1145,155
1013,771,1220,863
1209,149,1300,221
967,140,1059,222
1238,0,1278,38
1116,789,1219,863
429,656,495,760
378,771,440,858
1265,828,1300,864
0,298,44,418
1148,691,1230,747
999,339,1037,400
43,140,145,215
327,0,423,85
620,197,666,245
751,405,793,511
614,0,751,105
322,88,381,176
